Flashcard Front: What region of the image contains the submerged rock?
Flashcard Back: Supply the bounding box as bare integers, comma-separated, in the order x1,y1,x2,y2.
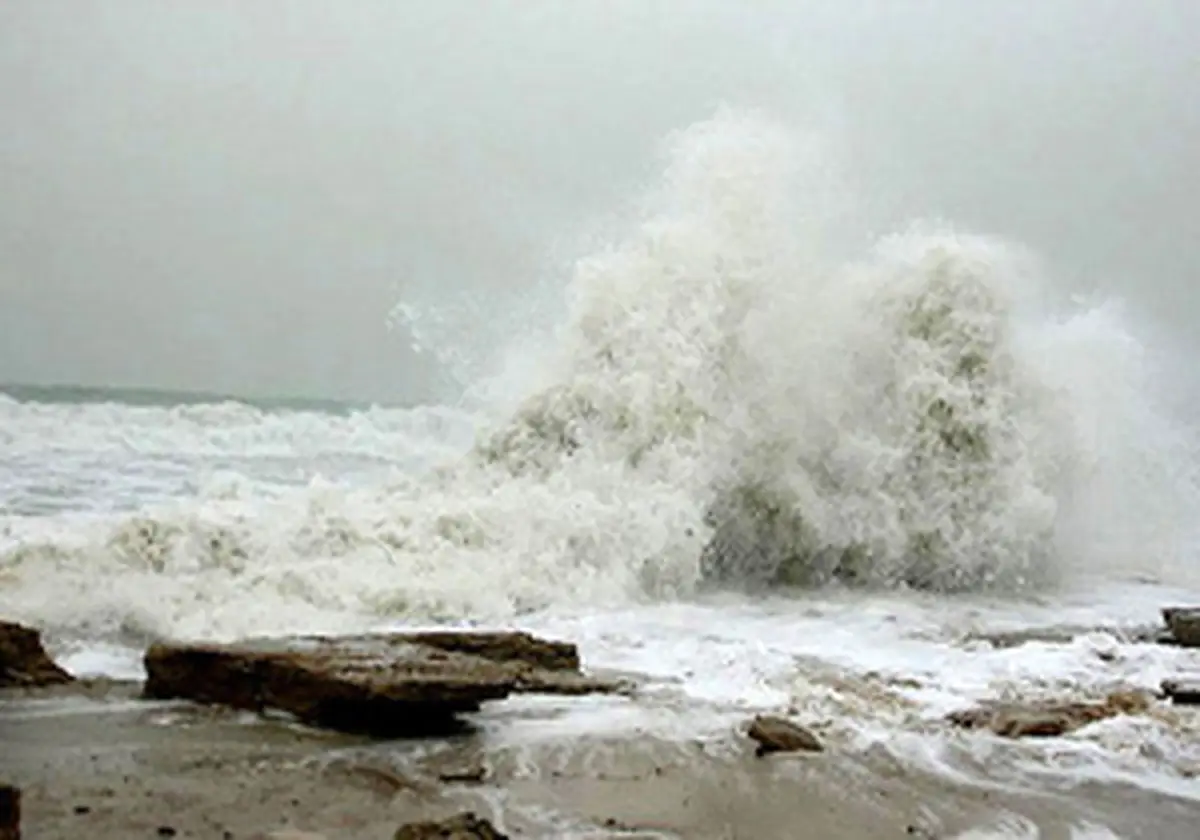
965,623,1162,650
0,620,73,688
1162,608,1200,648
143,630,624,737
0,785,18,840
946,691,1151,738
393,812,508,840
746,715,824,756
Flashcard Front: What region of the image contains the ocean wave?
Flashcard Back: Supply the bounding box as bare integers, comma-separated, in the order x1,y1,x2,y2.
3,108,1198,642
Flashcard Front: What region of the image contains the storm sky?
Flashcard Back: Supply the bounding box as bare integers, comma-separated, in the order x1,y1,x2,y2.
1,0,1197,402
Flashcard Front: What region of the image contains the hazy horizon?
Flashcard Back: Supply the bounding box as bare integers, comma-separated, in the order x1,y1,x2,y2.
2,0,1197,404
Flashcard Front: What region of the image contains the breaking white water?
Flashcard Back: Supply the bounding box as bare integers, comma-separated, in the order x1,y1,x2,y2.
2,111,1199,807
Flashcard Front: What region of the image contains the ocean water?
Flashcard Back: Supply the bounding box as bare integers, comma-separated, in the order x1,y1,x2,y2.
3,110,1199,811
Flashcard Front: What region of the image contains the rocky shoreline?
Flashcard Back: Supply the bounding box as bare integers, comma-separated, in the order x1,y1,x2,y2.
2,620,632,838
3,610,1200,838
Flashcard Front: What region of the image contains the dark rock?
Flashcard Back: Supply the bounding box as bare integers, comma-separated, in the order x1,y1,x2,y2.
946,690,1151,738
393,812,508,840
746,714,824,756
0,620,73,688
1162,607,1200,647
1162,678,1200,706
143,631,623,737
0,785,18,840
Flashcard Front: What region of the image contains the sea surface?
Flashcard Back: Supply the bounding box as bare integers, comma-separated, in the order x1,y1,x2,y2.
3,112,1199,828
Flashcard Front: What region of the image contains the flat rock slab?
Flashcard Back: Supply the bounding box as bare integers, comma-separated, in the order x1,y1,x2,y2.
394,812,508,840
1162,608,1200,648
1162,678,1200,706
0,620,73,689
947,691,1151,738
143,630,624,737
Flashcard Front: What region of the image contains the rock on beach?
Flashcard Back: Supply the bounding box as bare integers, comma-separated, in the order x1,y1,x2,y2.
142,630,625,736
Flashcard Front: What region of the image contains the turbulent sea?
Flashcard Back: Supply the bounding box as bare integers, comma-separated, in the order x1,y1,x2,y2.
3,111,1199,811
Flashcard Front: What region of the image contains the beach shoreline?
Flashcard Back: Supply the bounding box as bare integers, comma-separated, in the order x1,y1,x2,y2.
4,679,1200,839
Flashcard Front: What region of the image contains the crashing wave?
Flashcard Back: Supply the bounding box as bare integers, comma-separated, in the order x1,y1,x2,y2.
699,233,1063,592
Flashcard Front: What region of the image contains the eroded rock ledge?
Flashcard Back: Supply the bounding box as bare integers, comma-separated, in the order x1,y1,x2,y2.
143,630,628,737
0,620,73,688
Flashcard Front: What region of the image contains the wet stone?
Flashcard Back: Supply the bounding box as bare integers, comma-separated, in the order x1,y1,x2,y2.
746,715,825,756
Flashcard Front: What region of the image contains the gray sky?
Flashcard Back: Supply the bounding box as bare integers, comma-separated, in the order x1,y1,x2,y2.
1,0,1197,403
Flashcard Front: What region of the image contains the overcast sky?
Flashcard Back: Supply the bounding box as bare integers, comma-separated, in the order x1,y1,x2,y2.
1,0,1197,402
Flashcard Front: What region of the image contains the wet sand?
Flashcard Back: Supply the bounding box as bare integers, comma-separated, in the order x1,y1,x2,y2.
3,681,1198,839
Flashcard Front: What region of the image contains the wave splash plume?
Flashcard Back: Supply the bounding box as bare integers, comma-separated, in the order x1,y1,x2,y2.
463,107,1193,597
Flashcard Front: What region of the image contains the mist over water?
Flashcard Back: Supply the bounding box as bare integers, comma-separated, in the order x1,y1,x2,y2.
2,0,1199,403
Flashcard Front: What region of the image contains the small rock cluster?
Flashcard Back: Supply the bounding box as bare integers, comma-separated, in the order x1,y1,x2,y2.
944,605,1200,739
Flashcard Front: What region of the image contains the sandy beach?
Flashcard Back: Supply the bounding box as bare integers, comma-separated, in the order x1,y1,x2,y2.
3,679,1198,839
